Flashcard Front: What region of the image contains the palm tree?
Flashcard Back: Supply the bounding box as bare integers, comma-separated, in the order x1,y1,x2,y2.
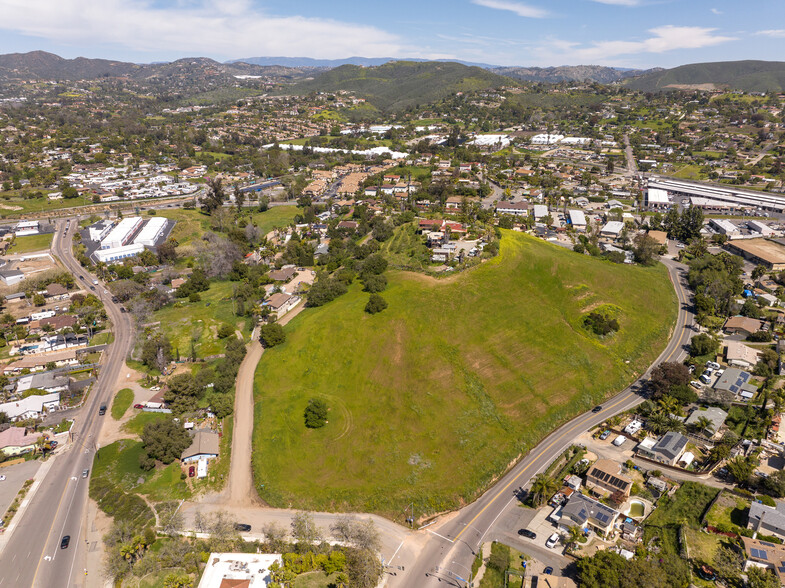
658,396,683,417
648,412,670,435
693,416,715,437
530,474,559,506
564,525,584,550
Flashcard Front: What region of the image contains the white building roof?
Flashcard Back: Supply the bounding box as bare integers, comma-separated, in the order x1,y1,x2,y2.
532,205,549,219
133,217,167,247
101,217,143,249
0,392,60,420
568,210,587,226
646,188,670,204
601,221,625,236
197,553,281,588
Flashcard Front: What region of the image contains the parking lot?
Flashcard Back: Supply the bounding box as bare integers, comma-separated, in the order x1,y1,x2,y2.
0,460,40,524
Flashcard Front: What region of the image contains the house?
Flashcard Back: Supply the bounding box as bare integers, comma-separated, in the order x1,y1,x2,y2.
558,492,620,536
684,407,728,438
181,430,220,463
636,431,688,466
264,292,298,318
196,553,281,588
268,267,297,282
713,367,757,399
648,230,668,246
740,536,785,585
495,201,530,216
337,220,358,231
532,205,549,220
726,340,762,369
747,501,785,541
36,314,78,331
170,278,186,291
44,283,69,300
3,349,79,374
568,210,587,230
0,426,42,456
15,372,69,395
600,221,625,239
585,459,633,497
723,316,765,336
0,392,60,421
445,196,463,209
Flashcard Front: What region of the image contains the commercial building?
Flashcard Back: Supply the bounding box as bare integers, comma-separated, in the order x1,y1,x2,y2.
93,243,145,263
647,177,785,213
644,187,670,210
726,239,785,270
709,218,740,236
100,217,143,250
568,210,587,230
133,217,168,247
600,221,625,239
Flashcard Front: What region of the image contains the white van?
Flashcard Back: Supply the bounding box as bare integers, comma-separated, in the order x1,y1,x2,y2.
613,435,627,447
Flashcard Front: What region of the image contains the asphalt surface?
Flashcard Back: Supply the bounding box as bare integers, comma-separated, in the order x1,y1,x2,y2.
390,257,694,587
0,218,134,588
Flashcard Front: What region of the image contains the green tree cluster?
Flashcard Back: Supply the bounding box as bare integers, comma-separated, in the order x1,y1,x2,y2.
304,398,328,428
259,323,286,348
139,419,193,469
663,204,704,242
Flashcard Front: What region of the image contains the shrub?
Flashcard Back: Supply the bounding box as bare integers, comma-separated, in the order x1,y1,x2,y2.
217,324,235,339
362,274,387,293
583,310,619,336
365,294,388,315
304,398,328,428
259,323,286,348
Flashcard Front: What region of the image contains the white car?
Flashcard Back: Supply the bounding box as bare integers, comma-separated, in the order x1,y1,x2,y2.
612,435,627,447
0,475,6,481
706,361,720,370
545,533,560,548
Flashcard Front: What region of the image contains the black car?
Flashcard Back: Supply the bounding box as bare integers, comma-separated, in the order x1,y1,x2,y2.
234,523,251,532
517,528,536,539
98,405,107,416
111,296,119,303
592,405,603,413
90,286,96,291
60,535,70,549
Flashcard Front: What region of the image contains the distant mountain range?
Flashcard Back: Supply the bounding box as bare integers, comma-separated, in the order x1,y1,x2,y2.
623,60,785,92
2,51,785,95
0,50,312,82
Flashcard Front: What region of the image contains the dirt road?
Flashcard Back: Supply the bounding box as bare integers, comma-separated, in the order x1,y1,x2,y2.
225,302,306,506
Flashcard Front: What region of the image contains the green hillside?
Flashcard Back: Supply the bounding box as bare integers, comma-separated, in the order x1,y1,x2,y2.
625,60,785,92
287,60,513,110
252,232,677,517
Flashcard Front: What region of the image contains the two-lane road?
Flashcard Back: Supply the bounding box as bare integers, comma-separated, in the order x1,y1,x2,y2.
394,257,694,586
0,218,134,588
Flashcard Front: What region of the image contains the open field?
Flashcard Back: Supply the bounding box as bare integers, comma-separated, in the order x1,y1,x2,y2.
111,388,134,420
150,280,246,359
644,482,719,555
8,233,53,254
252,231,677,516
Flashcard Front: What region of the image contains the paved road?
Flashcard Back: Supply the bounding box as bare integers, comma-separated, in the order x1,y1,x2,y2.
623,134,637,176
0,218,134,588
393,257,694,587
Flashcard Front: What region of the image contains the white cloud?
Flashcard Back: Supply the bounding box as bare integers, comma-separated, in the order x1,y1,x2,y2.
540,25,737,64
0,0,405,60
472,0,548,19
710,8,723,15
590,0,641,5
757,29,785,38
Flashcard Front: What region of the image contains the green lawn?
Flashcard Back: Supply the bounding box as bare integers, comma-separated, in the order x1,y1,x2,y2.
644,482,720,555
123,411,168,435
89,331,115,346
252,231,678,516
111,388,134,420
293,571,340,587
150,280,245,359
248,206,300,236
8,233,53,254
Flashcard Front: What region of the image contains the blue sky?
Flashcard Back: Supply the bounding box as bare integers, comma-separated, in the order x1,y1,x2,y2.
0,0,783,68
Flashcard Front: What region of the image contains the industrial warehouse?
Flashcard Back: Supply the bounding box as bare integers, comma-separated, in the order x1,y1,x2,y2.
644,176,785,213
83,216,173,263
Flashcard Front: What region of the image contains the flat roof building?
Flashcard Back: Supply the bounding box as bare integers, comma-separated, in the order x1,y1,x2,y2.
94,243,145,263
133,217,168,247
568,209,586,228
197,553,281,588
600,221,625,238
726,239,785,270
101,217,143,250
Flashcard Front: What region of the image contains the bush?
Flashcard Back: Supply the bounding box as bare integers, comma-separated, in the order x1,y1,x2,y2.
583,310,619,336
365,294,388,315
259,323,286,348
362,274,387,293
748,330,773,342
217,324,235,339
189,292,201,303
304,398,328,428
307,277,348,307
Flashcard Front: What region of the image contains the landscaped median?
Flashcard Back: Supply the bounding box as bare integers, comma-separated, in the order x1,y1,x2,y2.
251,231,678,518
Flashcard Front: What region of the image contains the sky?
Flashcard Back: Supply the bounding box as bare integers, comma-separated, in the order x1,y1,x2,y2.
0,0,783,69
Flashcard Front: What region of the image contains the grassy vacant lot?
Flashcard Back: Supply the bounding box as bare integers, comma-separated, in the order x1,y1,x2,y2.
252,231,677,516
8,233,53,254
111,388,134,420
151,280,244,358
644,482,719,555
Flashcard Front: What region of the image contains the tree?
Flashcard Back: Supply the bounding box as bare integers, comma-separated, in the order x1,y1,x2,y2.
690,333,719,357
210,394,234,419
564,525,584,549
140,419,192,465
304,398,328,428
752,264,768,281
140,332,172,372
530,474,558,506
362,274,387,293
217,324,235,339
359,254,387,278
748,566,780,588
365,294,388,315
201,177,225,214
693,415,715,437
259,323,285,348
346,548,383,588
633,233,660,266
725,455,756,486
764,469,785,498
713,543,744,583
649,362,690,399
290,511,322,548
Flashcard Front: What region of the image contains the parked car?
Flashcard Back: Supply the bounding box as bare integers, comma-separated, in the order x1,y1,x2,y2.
134,403,144,409
60,535,71,549
715,369,724,377
699,374,711,385
690,380,702,389
599,430,611,440
543,566,554,575
49,441,58,448
707,361,720,370
518,529,536,539
82,469,89,478
234,523,251,532
188,465,195,477
545,533,560,548
613,435,627,447
592,406,603,413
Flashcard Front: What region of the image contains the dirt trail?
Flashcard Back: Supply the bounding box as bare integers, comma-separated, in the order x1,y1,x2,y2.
224,302,306,506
